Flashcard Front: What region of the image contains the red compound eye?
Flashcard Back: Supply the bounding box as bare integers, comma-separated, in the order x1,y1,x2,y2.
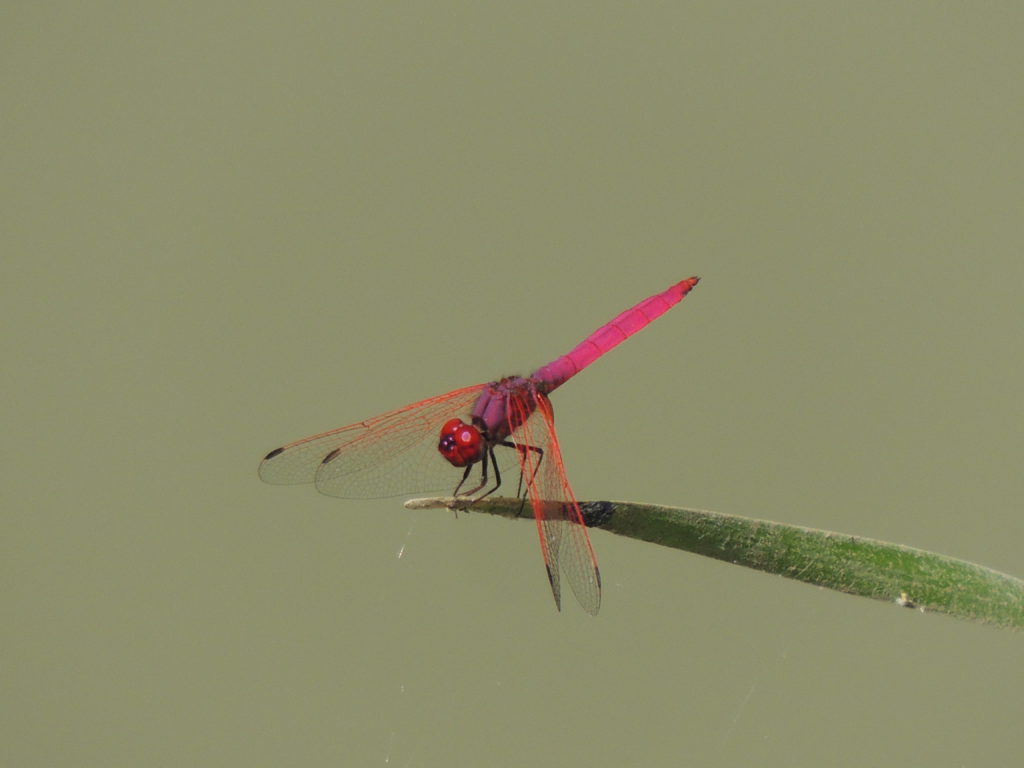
438,419,483,467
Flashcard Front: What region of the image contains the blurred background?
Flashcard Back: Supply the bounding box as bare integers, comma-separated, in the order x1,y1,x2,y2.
4,2,1022,765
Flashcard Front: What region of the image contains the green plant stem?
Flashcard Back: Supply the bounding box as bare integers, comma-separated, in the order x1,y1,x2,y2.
405,497,1024,629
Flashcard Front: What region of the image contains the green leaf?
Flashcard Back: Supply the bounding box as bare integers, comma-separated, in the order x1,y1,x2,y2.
406,497,1024,629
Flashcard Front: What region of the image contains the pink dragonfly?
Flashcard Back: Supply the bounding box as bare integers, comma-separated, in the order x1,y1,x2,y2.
259,276,700,614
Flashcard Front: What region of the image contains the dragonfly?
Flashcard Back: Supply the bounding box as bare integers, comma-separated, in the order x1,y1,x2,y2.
259,276,700,614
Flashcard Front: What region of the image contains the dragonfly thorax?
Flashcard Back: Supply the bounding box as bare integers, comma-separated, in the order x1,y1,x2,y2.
471,377,538,442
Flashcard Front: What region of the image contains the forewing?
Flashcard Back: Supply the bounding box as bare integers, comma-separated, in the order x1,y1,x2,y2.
508,390,602,615
259,385,485,498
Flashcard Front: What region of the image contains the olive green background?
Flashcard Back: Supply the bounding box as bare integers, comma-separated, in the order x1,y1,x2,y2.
4,3,1022,766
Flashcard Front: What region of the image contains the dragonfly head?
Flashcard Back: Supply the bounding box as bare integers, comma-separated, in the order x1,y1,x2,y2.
438,418,484,467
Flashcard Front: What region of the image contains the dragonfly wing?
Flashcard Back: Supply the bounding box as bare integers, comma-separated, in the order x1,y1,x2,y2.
259,385,485,498
508,389,602,615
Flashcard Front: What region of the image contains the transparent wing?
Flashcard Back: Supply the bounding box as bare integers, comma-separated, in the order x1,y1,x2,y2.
259,385,485,498
507,389,602,615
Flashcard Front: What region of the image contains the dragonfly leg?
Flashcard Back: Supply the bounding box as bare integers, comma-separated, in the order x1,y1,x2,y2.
470,444,504,501
486,440,543,516
454,445,494,498
452,463,476,497
462,439,544,506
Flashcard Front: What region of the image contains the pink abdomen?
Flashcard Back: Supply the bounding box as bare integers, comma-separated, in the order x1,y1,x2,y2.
531,276,700,392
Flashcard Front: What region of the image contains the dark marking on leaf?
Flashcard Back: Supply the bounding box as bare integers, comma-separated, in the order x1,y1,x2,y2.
580,501,615,528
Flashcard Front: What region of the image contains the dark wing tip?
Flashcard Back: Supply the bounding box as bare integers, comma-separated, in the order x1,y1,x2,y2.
545,564,562,612
321,447,342,465
263,446,285,461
